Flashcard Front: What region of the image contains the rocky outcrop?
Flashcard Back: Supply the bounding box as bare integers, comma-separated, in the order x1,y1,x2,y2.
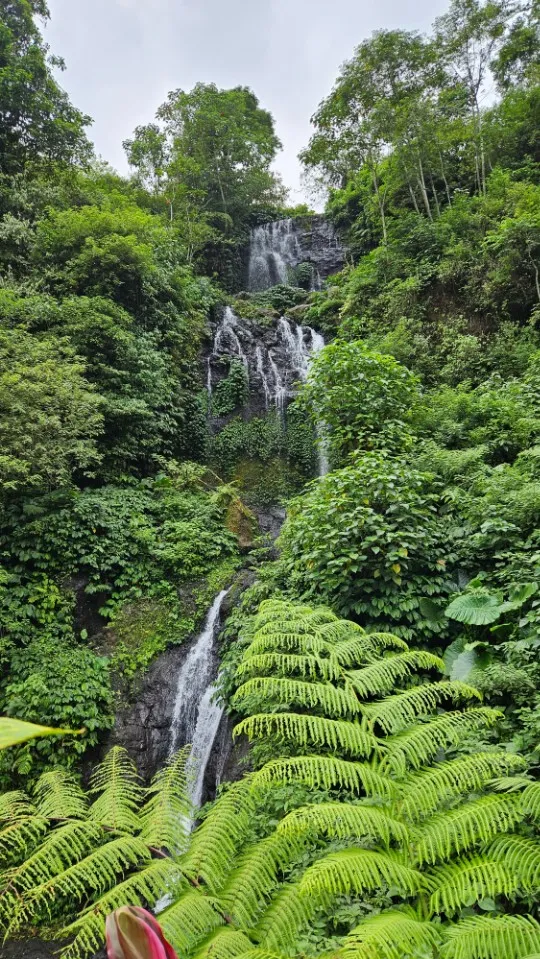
292,214,347,283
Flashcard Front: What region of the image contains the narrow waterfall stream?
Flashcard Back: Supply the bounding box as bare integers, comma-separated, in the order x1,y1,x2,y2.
168,589,229,818
248,219,302,291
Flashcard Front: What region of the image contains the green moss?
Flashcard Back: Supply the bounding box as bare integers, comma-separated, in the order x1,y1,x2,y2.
109,556,241,679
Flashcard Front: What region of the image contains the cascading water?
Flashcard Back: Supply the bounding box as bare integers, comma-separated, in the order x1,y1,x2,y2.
248,219,302,291
168,589,229,819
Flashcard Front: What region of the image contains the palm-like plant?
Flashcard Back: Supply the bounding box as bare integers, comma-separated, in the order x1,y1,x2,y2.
3,598,540,959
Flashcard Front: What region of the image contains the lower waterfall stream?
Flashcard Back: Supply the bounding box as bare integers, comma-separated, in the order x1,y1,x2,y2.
168,589,230,821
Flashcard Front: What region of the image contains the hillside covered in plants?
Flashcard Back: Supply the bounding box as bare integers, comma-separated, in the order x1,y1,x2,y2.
2,0,540,957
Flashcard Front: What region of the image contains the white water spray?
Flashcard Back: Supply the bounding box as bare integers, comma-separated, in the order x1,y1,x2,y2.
168,590,229,816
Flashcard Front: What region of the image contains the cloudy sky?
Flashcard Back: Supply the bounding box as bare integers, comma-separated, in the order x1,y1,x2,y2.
45,0,449,202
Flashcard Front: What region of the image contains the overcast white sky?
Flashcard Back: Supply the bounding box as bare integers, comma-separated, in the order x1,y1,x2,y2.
45,0,449,203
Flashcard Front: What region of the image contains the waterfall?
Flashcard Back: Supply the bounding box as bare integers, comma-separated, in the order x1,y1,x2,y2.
248,219,302,292
256,345,271,408
214,307,249,369
168,589,229,815
268,351,287,411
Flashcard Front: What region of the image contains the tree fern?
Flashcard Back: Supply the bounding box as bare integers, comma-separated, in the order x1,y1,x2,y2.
298,848,425,904
183,778,259,890
88,746,142,833
349,650,445,699
413,793,522,865
0,797,47,862
276,802,409,847
380,708,502,775
9,835,152,930
252,756,396,799
522,782,540,821
253,884,316,952
60,858,186,959
234,713,378,757
139,747,191,854
191,928,255,959
159,890,225,956
333,632,409,668
232,676,362,718
487,834,540,891
337,908,441,959
428,855,520,915
440,915,540,959
236,652,342,682
34,768,88,820
365,681,482,734
399,752,527,822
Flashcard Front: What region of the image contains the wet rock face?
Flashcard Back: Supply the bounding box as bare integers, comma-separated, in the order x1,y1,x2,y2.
107,642,191,782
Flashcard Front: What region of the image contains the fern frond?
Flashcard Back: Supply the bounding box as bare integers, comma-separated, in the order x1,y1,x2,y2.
254,884,316,952
522,782,540,821
0,814,47,863
336,907,440,959
10,836,151,930
233,714,378,758
236,652,342,682
191,928,255,959
299,848,424,905
252,756,396,799
34,769,88,820
219,829,308,929
414,793,522,865
487,835,540,891
333,633,408,668
0,820,105,901
440,914,540,959
139,747,191,855
59,858,185,959
428,855,519,916
349,651,445,700
0,791,34,819
400,752,526,822
277,802,409,847
89,746,142,833
380,708,502,776
183,778,258,890
246,632,330,657
317,620,366,642
159,891,224,955
232,677,361,718
365,681,482,734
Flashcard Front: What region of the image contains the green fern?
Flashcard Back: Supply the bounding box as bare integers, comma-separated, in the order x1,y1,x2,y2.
440,915,540,959
232,677,362,718
253,884,316,952
139,746,191,853
336,908,441,959
399,752,527,822
413,793,522,865
233,713,378,757
487,834,540,891
333,632,409,668
380,708,502,775
522,782,540,821
349,650,445,699
159,890,225,956
428,855,520,915
60,859,186,959
276,802,409,846
191,928,255,959
252,756,396,798
365,681,482,734
236,652,342,682
88,746,142,832
34,769,88,820
298,848,425,904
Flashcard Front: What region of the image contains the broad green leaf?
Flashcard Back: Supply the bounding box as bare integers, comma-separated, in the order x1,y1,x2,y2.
0,718,84,750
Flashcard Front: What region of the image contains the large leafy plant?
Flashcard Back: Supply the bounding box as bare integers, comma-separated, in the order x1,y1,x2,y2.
6,599,540,959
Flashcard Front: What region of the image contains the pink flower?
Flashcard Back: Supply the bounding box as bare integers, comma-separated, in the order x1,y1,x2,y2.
106,906,178,959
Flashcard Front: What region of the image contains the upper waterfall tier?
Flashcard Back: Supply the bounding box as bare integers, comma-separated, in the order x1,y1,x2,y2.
246,215,345,292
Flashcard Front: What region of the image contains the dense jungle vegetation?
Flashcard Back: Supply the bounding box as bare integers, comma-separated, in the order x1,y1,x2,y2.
2,0,540,957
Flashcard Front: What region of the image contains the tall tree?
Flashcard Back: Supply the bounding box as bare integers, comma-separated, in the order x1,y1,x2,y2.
0,1,91,176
